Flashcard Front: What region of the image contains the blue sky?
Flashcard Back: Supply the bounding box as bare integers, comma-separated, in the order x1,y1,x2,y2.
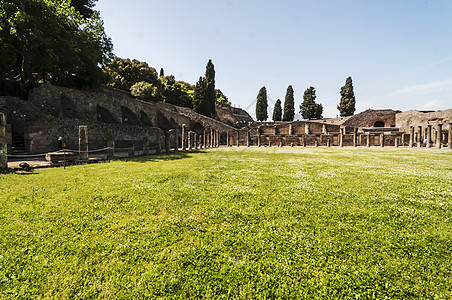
96,0,452,119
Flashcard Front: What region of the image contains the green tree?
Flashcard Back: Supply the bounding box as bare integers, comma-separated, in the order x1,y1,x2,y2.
193,76,208,116
205,59,216,118
283,85,295,121
300,86,323,119
130,81,160,102
70,0,98,18
103,57,158,91
273,99,282,121
216,89,231,106
337,76,356,117
159,75,193,108
193,59,216,118
0,0,113,87
256,86,268,121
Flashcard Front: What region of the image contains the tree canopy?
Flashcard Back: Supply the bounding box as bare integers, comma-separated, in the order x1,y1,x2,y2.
256,86,268,121
338,76,356,117
0,0,113,87
283,85,295,121
193,59,216,118
103,57,158,91
273,99,282,121
300,87,323,119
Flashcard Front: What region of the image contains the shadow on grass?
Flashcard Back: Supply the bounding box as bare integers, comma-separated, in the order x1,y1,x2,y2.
118,150,207,163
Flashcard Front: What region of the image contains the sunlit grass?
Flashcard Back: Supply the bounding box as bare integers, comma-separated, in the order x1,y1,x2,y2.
1,147,451,299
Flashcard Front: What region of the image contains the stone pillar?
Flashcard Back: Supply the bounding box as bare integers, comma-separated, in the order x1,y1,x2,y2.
401,133,406,147
106,128,115,159
217,130,220,147
327,138,331,147
165,131,170,153
274,126,277,136
289,124,293,135
353,128,358,147
305,123,310,134
195,132,199,150
323,124,328,134
128,143,134,157
395,137,399,147
236,131,240,147
181,124,186,151
436,124,442,148
366,134,371,147
258,134,261,147
339,134,343,147
448,123,452,149
226,132,230,147
409,126,414,148
79,125,88,161
247,131,250,147
417,126,422,148
0,113,7,169
380,134,384,147
156,130,162,154
426,125,432,148
315,139,319,147
303,136,306,147
175,127,179,152
143,135,149,155
188,131,192,150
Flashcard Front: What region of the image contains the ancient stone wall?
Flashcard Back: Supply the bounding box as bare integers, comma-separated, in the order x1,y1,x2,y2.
343,109,400,128
396,109,452,133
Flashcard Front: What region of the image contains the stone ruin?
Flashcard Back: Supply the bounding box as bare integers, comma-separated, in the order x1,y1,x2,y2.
0,84,451,168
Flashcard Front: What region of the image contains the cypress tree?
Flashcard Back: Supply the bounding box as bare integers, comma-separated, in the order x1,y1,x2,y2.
337,76,356,117
193,77,208,116
205,59,216,118
273,99,282,121
256,86,268,121
159,68,164,77
300,86,323,119
283,85,295,121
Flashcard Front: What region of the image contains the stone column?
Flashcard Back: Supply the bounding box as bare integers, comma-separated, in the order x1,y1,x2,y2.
156,130,162,154
289,124,293,135
417,126,422,148
323,124,328,134
195,132,198,149
401,133,406,147
353,128,358,147
380,134,384,147
226,132,230,147
181,124,186,151
315,139,319,147
303,136,306,147
217,130,220,147
128,144,134,157
395,137,399,147
175,127,179,152
327,138,331,147
274,126,277,136
339,133,343,147
106,128,115,159
448,123,452,149
165,131,170,153
305,123,310,134
188,131,192,150
79,125,88,161
0,113,7,169
409,126,414,148
366,134,371,147
426,125,432,148
436,124,442,148
236,131,240,147
247,131,250,147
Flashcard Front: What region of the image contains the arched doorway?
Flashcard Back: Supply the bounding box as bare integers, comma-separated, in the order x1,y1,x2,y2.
373,121,385,127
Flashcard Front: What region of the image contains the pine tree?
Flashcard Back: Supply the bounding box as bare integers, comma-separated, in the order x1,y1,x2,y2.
283,85,295,121
273,99,282,121
300,86,323,119
256,86,268,121
337,76,356,117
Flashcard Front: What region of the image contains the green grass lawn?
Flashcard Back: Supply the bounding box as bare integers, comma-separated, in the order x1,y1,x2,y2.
0,147,451,299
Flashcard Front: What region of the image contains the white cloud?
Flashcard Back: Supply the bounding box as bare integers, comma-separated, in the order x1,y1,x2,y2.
421,99,445,110
390,78,452,96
